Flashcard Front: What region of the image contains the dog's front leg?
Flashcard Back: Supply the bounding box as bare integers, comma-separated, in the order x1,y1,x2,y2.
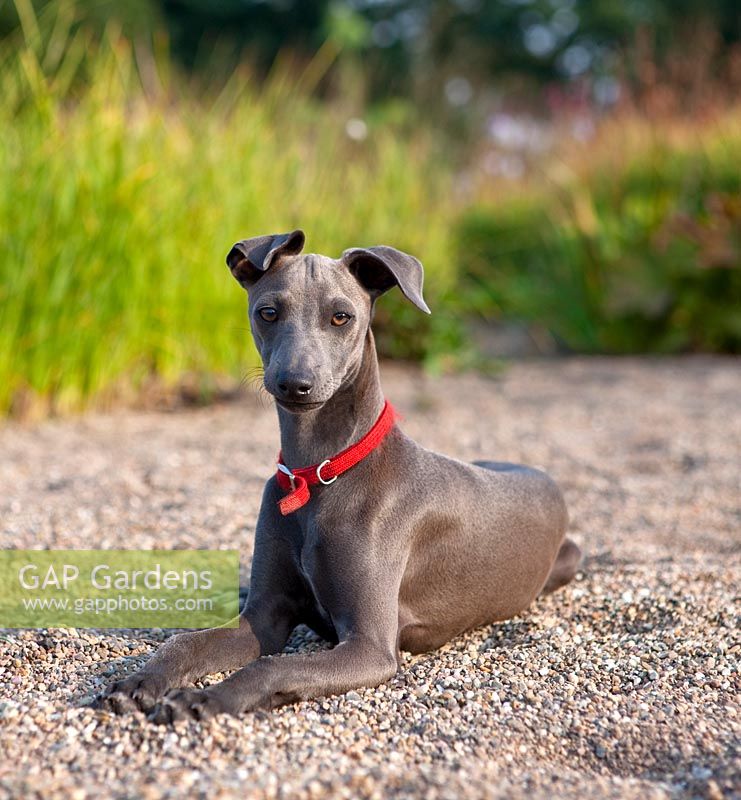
149,633,398,723
96,606,294,714
97,486,308,714
150,555,404,723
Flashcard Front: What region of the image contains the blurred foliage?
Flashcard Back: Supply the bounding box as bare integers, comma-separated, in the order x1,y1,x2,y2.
456,117,741,353
1,0,740,418
0,6,458,417
2,0,740,107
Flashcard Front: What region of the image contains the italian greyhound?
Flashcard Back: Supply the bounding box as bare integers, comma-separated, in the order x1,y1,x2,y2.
98,230,580,723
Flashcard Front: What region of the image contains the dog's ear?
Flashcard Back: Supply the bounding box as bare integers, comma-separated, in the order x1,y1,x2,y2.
342,246,431,314
226,230,305,288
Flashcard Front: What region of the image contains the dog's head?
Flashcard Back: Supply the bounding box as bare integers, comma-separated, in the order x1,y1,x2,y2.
226,229,430,413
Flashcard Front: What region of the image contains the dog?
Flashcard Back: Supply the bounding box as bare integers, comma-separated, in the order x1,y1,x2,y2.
98,230,580,722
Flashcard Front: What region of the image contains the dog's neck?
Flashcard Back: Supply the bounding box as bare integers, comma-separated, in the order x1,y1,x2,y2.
276,331,385,468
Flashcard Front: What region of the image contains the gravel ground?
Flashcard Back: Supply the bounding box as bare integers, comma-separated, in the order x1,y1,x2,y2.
0,357,739,800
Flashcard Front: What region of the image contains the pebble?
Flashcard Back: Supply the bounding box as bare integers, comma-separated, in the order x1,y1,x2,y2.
0,360,739,799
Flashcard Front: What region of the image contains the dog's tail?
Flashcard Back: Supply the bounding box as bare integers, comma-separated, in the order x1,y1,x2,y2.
540,538,582,595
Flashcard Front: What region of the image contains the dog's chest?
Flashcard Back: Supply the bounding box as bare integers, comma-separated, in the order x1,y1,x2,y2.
296,525,341,629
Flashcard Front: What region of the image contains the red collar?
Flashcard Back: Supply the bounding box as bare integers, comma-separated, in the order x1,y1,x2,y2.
275,400,397,515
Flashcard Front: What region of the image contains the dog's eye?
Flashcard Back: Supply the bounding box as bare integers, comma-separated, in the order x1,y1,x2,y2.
331,312,352,327
258,307,278,322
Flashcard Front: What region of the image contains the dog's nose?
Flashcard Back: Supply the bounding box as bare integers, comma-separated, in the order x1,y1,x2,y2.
277,376,314,401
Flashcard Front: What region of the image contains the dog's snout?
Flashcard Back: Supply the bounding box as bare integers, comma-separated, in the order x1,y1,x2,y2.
276,374,314,401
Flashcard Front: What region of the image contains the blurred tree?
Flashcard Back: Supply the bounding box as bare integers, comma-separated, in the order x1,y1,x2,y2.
1,0,739,105
161,0,329,74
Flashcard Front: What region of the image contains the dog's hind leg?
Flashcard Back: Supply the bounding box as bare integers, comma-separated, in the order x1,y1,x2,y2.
540,537,581,595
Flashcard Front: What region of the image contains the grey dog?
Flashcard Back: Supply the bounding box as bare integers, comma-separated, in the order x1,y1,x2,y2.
98,229,581,723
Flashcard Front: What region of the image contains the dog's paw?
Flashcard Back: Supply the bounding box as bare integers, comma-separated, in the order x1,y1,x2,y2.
148,688,233,725
94,671,168,715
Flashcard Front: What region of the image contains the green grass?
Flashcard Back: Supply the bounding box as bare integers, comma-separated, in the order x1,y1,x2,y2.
2,2,740,418
0,12,457,416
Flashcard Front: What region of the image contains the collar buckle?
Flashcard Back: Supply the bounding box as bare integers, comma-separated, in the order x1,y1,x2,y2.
316,459,337,486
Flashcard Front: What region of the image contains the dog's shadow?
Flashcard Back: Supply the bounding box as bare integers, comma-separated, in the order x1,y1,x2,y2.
71,629,170,706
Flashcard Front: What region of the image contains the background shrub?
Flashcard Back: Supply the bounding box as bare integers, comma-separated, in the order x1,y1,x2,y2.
0,27,457,416
1,0,740,417
455,119,741,353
